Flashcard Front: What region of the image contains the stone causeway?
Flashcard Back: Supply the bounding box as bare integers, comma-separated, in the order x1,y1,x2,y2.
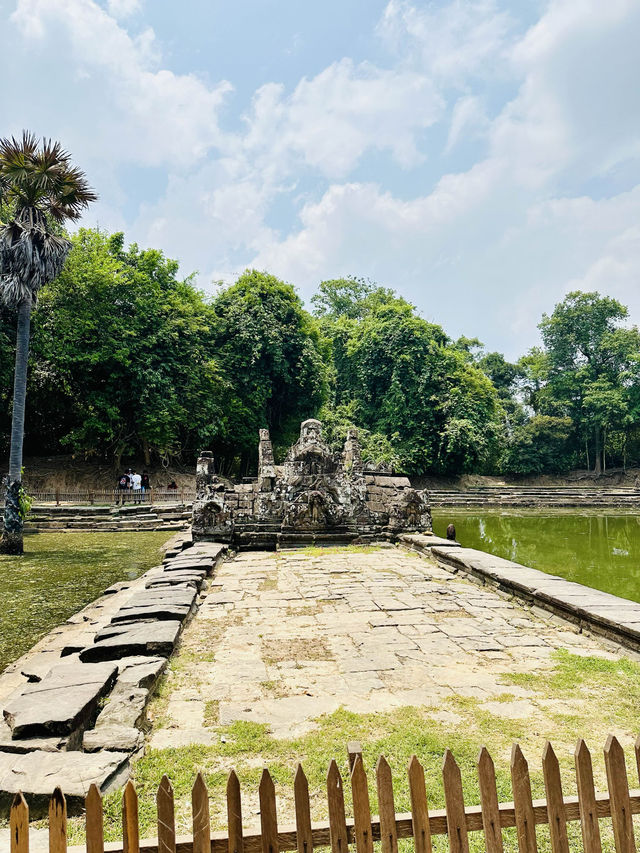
150,542,638,751
0,535,226,815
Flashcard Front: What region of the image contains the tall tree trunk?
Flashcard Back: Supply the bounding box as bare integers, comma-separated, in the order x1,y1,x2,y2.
142,438,151,467
594,425,602,476
1,297,32,555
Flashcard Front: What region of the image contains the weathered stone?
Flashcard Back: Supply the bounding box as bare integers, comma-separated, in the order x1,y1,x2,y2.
80,621,182,662
115,656,166,688
122,587,198,608
0,749,130,816
83,725,144,753
145,570,206,589
111,603,192,623
95,685,148,729
3,662,118,738
193,419,431,545
0,716,72,753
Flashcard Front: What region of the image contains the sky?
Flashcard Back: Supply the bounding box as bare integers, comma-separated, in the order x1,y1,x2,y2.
0,0,639,359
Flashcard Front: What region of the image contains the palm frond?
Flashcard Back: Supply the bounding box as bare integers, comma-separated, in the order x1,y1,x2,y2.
0,132,94,304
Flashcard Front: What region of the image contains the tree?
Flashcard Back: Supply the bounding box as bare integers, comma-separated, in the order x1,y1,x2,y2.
210,270,328,470
534,291,640,473
314,285,504,474
28,230,226,467
0,134,95,553
501,415,574,475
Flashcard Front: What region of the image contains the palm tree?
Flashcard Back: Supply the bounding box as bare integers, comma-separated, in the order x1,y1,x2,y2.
0,133,96,554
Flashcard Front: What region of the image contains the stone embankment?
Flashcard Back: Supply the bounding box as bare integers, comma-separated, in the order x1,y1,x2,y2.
0,535,226,815
19,503,192,533
429,485,640,507
401,533,640,652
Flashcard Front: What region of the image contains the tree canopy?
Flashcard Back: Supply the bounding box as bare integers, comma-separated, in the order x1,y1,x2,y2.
4,234,640,479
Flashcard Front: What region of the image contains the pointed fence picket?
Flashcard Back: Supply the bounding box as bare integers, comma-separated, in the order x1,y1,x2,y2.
8,735,640,853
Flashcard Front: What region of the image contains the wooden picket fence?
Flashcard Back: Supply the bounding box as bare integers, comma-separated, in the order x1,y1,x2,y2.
8,735,640,853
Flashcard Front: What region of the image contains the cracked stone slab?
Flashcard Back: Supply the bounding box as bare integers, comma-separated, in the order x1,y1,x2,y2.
83,724,144,753
80,621,182,662
111,603,193,623
0,749,130,816
3,662,118,738
115,656,166,689
145,570,206,589
95,685,148,729
118,587,198,609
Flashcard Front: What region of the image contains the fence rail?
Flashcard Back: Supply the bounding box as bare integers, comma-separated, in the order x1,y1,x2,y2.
8,735,640,853
27,489,195,506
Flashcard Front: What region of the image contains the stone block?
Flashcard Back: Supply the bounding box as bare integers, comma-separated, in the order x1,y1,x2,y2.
3,662,118,739
0,749,130,816
111,603,192,623
115,656,166,689
145,570,206,589
83,725,144,753
80,621,182,662
95,685,148,729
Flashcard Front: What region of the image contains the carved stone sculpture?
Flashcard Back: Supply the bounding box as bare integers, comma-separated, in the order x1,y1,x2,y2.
192,419,431,547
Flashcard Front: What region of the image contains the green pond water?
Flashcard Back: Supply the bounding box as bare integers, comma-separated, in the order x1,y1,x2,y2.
0,531,169,672
432,509,640,604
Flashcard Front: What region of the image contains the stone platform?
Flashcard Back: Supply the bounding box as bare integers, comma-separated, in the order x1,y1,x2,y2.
401,533,640,652
0,535,227,815
150,542,628,747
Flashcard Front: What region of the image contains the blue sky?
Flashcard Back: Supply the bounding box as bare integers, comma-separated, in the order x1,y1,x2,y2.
1,0,639,358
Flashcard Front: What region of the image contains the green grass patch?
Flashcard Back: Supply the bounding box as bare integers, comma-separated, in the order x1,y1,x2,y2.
0,530,169,671
203,700,220,727
298,544,384,557
62,647,640,850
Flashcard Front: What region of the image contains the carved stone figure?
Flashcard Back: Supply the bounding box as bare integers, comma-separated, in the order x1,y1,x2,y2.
192,420,431,546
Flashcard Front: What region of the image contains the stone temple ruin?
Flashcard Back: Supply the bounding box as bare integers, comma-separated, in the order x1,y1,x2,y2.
193,418,431,548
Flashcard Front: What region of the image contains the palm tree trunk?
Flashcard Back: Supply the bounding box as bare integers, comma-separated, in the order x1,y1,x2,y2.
1,296,32,554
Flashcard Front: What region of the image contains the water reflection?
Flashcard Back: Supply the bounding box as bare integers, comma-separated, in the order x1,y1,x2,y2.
432,510,640,603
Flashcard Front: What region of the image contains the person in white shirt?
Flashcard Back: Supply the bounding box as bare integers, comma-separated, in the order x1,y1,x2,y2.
131,470,142,503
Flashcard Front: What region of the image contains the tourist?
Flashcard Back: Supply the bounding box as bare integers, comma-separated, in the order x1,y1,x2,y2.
167,480,178,491
131,469,142,503
116,471,130,505
141,471,151,499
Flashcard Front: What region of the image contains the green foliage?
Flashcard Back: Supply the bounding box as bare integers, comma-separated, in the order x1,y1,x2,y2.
5,218,640,480
210,270,328,468
501,415,574,474
27,229,227,463
16,468,33,519
317,401,400,468
519,291,640,472
315,284,504,474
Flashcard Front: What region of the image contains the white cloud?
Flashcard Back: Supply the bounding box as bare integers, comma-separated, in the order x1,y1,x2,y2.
241,59,444,180
378,0,513,84
9,0,232,168
107,0,142,18
3,0,640,359
445,95,489,153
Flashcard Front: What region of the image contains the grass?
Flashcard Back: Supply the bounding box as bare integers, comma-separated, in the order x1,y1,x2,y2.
62,648,640,852
0,530,170,671
298,544,384,557
261,637,332,665
203,700,220,727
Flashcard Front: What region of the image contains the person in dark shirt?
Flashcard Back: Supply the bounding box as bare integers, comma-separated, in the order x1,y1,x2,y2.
116,471,129,505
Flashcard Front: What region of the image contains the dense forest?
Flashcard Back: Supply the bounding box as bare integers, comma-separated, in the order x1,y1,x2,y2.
2,228,640,477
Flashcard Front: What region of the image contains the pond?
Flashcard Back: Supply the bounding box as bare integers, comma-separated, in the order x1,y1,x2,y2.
0,531,170,672
432,509,640,604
